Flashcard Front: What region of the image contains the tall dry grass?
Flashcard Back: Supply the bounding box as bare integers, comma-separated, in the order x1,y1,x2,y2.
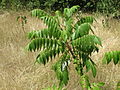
0,11,120,90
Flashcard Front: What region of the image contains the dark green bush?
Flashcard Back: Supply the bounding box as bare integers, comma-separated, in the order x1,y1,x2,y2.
0,0,97,11
0,0,119,15
97,0,120,14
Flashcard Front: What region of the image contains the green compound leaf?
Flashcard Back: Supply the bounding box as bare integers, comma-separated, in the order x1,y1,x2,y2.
103,51,120,65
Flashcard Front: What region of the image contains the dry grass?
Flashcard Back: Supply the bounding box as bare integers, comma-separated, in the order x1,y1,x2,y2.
0,11,120,90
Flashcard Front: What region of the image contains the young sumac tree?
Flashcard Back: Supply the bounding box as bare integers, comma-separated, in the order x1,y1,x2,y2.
26,5,103,89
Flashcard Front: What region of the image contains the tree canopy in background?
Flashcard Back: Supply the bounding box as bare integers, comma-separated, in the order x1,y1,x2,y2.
0,0,120,14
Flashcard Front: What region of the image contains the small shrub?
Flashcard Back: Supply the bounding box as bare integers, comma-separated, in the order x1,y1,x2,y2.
26,5,104,89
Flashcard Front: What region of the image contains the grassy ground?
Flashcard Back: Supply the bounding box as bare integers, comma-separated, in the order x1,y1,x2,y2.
0,11,120,90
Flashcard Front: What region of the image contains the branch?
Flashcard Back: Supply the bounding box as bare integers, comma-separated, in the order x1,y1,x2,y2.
66,42,76,59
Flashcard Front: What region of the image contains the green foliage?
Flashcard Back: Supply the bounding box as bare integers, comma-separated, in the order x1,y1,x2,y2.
80,75,91,89
0,0,22,10
26,0,40,10
80,75,105,90
26,38,60,51
28,29,61,40
31,9,49,18
72,35,101,55
116,81,120,90
90,82,105,90
85,59,97,77
26,6,102,89
0,0,119,18
103,51,120,65
97,0,120,14
73,23,91,39
75,16,95,27
36,47,63,65
52,53,70,86
40,0,97,11
0,0,119,15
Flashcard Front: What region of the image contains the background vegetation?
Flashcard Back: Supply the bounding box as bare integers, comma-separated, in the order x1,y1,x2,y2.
0,0,120,13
